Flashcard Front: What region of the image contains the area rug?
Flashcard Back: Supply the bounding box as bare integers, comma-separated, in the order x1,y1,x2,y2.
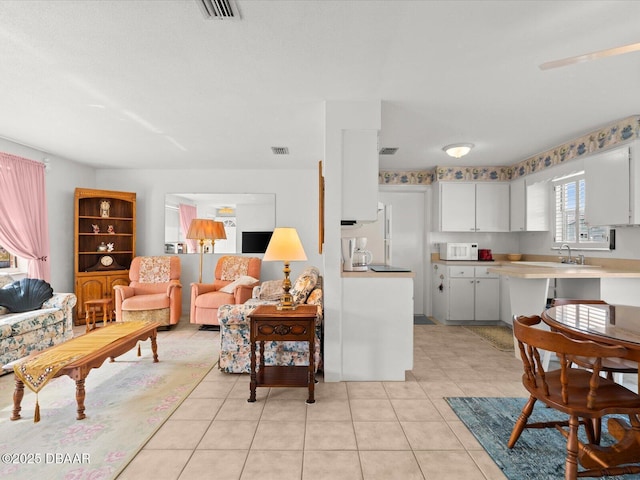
414,314,435,325
463,325,514,351
0,334,219,480
446,397,640,480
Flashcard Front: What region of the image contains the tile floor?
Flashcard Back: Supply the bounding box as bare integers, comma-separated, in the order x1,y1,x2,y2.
117,322,532,480
3,320,636,480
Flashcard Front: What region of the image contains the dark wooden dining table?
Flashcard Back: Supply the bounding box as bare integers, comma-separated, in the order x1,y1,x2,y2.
542,303,640,471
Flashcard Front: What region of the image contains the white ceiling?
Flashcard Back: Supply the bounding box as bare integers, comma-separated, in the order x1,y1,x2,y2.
0,0,639,171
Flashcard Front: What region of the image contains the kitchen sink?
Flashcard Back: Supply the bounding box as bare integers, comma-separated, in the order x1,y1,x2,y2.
511,261,600,268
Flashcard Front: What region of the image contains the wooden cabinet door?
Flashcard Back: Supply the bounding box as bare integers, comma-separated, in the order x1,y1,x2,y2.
75,275,108,322
107,273,130,295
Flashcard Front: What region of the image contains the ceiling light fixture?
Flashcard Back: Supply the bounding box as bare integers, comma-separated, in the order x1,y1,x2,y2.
443,143,474,159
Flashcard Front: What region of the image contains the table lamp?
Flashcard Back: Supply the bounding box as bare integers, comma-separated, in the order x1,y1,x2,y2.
262,227,307,310
187,219,227,283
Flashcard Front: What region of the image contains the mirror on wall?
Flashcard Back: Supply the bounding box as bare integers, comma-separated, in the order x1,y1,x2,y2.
165,193,276,254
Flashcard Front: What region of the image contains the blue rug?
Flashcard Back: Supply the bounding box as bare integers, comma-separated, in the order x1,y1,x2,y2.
446,397,640,480
414,314,435,325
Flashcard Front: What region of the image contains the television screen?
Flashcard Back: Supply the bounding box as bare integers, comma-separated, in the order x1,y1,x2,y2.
242,231,273,254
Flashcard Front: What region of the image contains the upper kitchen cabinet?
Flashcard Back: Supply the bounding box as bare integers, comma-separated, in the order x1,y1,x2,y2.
510,178,525,231
510,178,549,232
584,145,632,226
476,183,510,232
342,129,379,223
435,182,509,232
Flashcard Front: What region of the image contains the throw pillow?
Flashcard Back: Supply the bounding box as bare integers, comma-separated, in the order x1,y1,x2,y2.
219,275,258,294
258,279,285,301
290,266,319,304
306,288,323,318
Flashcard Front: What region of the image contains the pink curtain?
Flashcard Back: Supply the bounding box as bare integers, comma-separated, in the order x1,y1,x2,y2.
178,203,198,253
0,153,51,281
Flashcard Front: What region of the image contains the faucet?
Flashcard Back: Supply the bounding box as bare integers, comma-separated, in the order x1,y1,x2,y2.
560,243,572,263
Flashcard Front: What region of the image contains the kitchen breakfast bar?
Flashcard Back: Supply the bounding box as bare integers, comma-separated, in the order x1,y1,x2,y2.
342,270,415,381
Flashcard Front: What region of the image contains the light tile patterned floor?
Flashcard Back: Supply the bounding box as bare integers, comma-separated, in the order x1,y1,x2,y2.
116,322,532,480
5,320,636,479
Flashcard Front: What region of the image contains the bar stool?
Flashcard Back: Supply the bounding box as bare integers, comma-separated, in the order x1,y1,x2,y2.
84,298,114,333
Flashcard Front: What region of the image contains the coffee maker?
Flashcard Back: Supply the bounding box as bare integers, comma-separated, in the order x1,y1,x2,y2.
352,237,373,271
341,237,356,271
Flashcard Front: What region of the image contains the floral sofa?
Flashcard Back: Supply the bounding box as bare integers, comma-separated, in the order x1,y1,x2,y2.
0,292,77,368
218,266,323,374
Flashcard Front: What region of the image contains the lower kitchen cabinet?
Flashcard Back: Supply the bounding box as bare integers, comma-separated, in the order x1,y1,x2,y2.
432,264,499,322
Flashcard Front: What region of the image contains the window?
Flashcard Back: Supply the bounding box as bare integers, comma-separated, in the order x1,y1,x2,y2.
553,171,609,249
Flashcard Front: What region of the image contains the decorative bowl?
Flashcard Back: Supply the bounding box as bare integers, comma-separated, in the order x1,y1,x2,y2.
507,254,522,261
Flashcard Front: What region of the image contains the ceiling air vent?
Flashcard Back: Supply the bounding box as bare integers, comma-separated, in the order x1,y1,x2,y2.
196,0,240,19
271,147,290,155
379,147,399,155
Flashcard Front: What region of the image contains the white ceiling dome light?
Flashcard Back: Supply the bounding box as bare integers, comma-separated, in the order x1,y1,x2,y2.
443,143,474,159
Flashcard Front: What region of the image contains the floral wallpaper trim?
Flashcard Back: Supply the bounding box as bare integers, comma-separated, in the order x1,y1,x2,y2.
379,115,640,185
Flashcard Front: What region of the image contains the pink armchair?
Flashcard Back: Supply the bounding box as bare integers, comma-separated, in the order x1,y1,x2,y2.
190,256,261,327
113,256,182,326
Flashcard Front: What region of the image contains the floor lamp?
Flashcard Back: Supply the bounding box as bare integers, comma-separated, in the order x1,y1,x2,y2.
263,227,307,310
187,219,227,283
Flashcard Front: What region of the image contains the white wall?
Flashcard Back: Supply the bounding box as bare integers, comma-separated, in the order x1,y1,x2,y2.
96,168,322,313
0,138,96,292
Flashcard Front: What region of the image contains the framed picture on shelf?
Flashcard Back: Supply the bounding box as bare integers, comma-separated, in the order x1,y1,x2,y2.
0,245,16,269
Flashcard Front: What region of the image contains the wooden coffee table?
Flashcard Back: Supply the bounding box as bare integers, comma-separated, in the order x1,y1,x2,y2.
5,321,159,421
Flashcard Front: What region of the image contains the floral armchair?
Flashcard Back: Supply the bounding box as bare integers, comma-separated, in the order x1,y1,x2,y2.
113,256,182,326
218,266,323,373
190,256,261,327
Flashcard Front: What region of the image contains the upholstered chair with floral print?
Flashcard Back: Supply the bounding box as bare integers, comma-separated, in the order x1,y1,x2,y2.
113,255,182,326
190,256,261,328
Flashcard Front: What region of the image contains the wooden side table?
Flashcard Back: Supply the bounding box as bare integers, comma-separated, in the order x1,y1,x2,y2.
84,298,114,333
248,304,317,404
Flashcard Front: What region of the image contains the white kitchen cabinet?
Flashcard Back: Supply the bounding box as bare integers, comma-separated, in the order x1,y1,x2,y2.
476,183,510,232
509,178,549,232
439,183,476,231
525,180,549,231
510,178,525,231
437,182,510,232
432,264,500,322
342,129,379,222
584,146,631,226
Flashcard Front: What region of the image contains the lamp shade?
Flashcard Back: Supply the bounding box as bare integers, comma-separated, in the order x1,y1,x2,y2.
263,227,307,262
186,219,227,241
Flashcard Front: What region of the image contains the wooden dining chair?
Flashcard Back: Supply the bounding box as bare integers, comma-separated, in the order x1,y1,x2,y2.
509,315,640,479
550,299,638,383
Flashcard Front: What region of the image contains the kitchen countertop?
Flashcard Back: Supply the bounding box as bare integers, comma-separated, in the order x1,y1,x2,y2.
342,270,415,278
486,263,640,279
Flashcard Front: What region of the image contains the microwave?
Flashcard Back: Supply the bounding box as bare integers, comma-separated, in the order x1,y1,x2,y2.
439,242,478,261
